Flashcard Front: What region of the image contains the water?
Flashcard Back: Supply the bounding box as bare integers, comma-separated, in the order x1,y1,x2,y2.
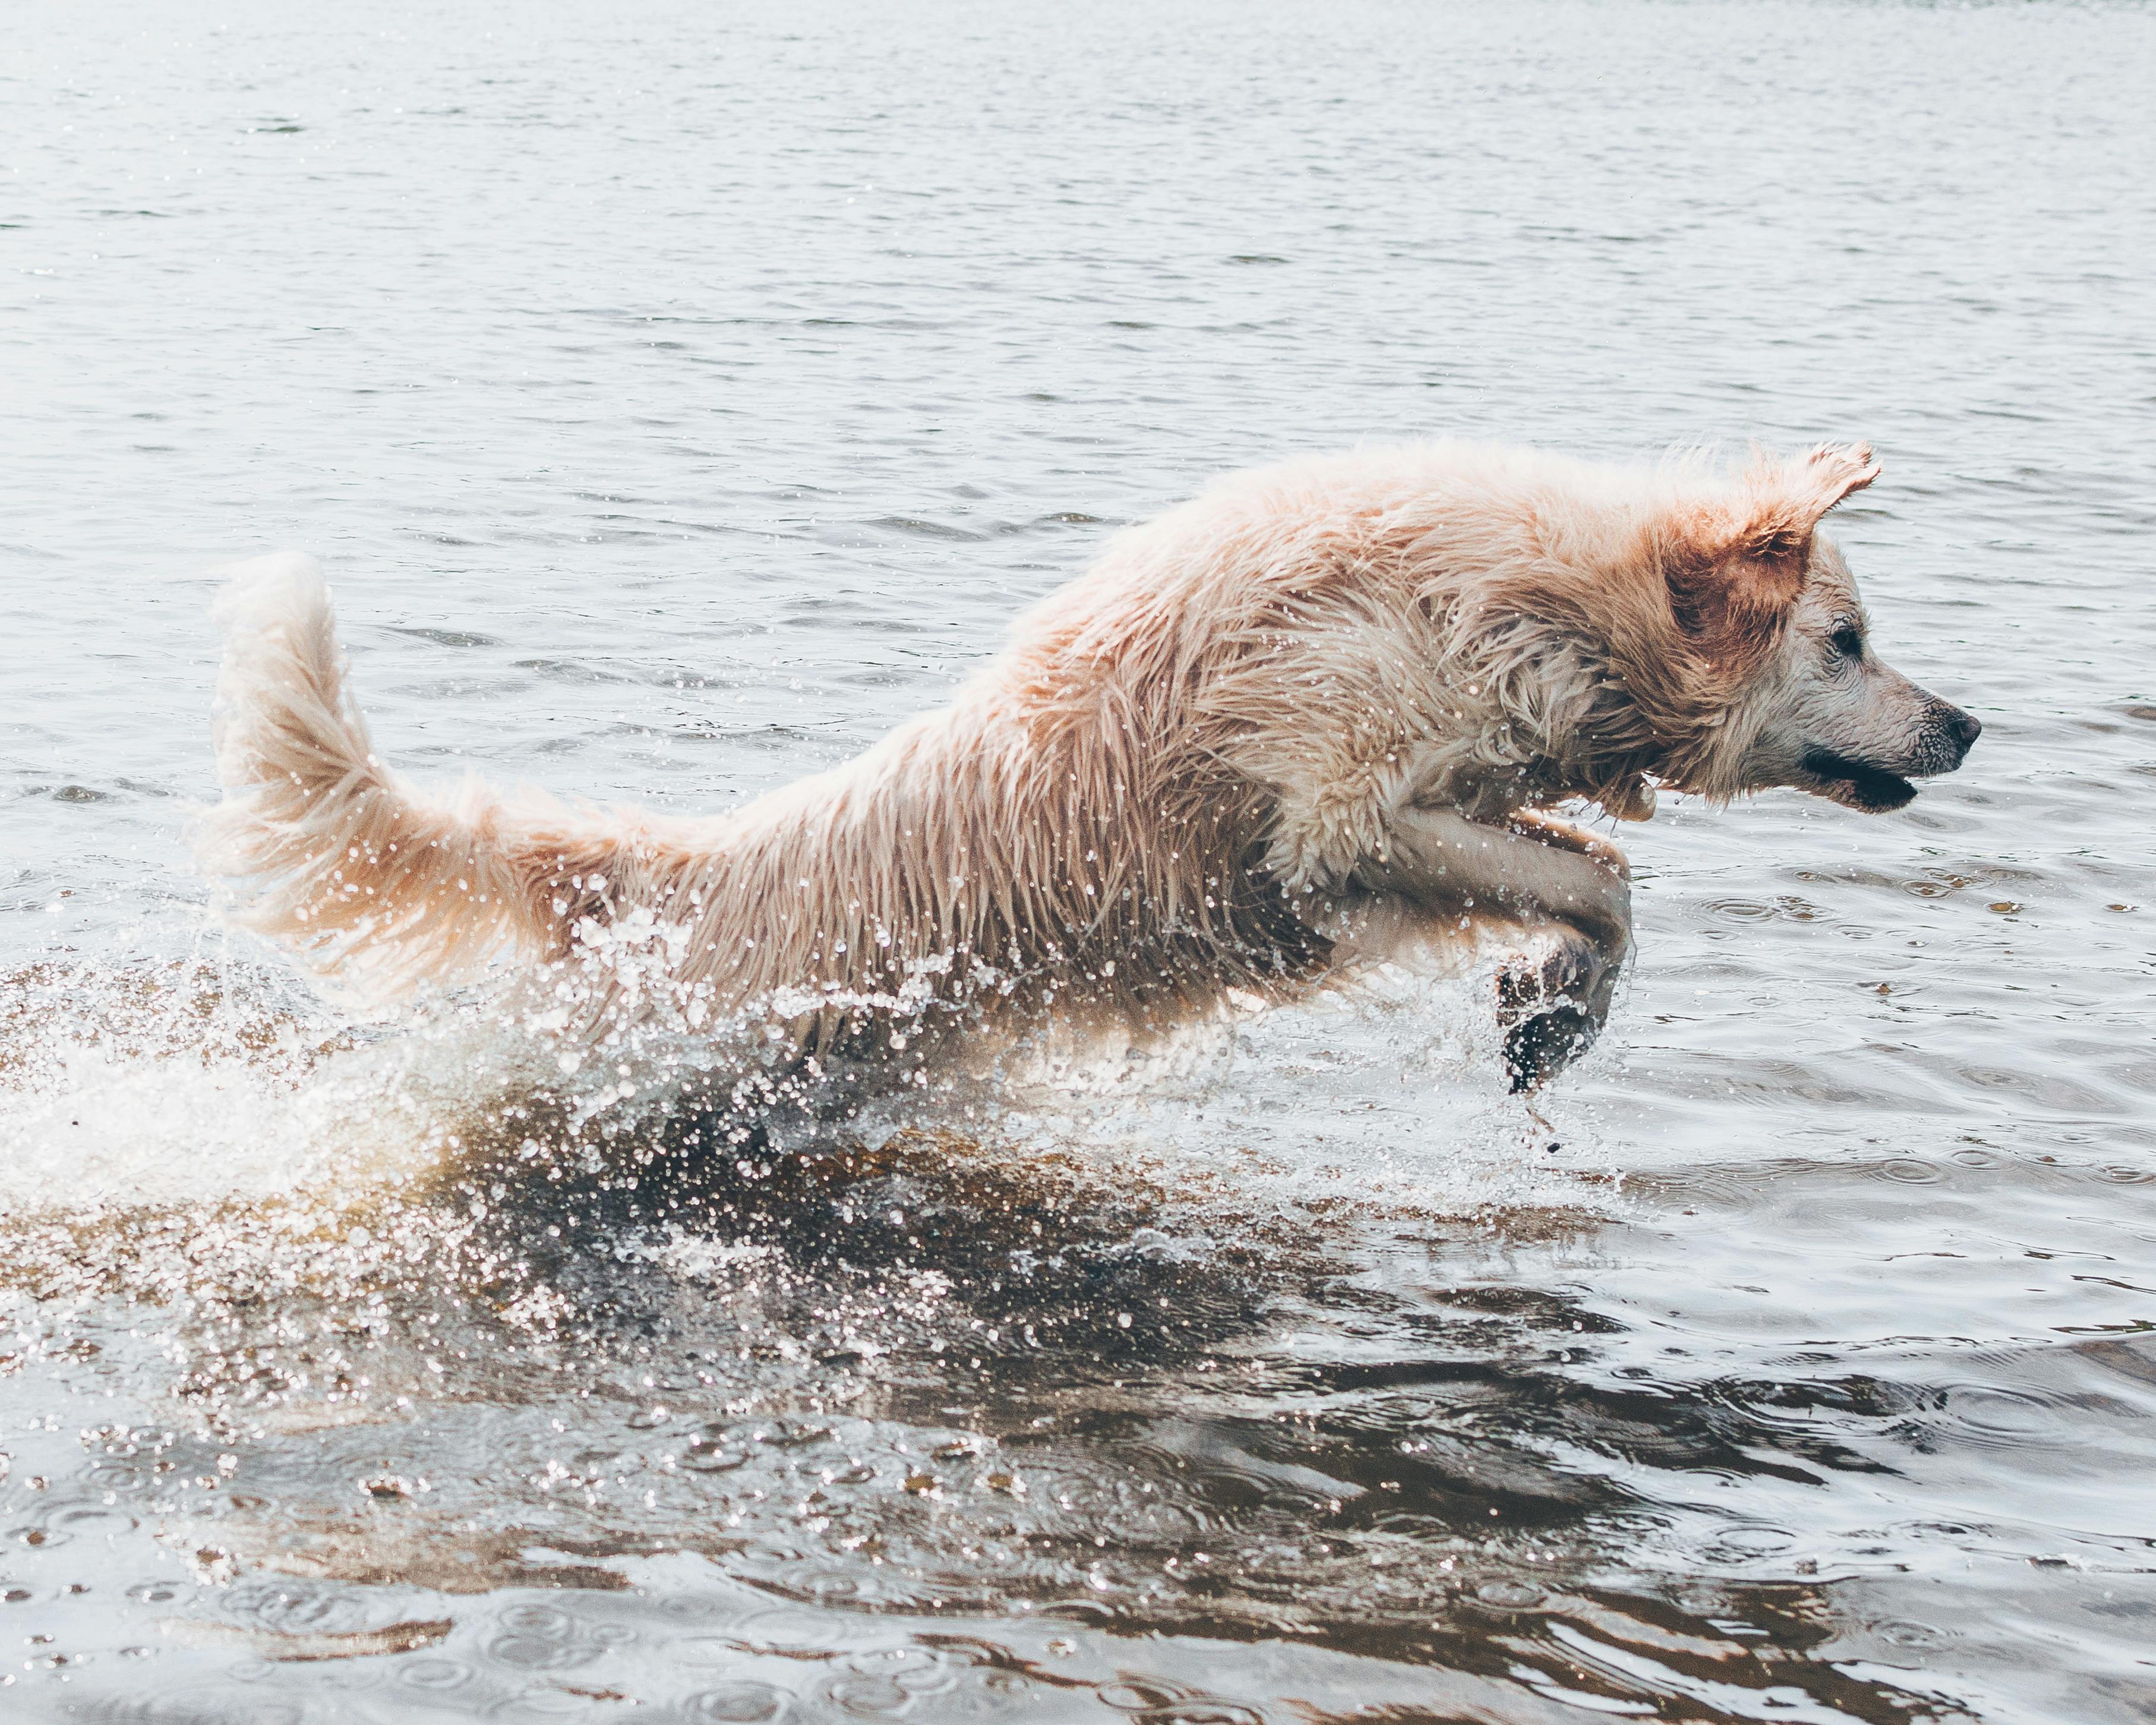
3,1,2154,1718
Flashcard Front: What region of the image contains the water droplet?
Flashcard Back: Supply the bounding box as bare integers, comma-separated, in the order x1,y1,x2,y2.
685,1680,790,1722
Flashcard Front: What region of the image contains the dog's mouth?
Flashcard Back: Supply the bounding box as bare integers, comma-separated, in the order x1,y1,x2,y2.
1797,748,1917,813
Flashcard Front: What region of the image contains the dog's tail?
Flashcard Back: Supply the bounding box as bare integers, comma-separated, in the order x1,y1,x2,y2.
198,555,606,1002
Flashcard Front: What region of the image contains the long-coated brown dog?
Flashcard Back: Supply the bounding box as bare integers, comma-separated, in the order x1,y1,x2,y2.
200,441,1978,1089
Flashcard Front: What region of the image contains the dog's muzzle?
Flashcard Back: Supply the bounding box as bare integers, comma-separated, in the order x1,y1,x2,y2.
1798,700,1980,813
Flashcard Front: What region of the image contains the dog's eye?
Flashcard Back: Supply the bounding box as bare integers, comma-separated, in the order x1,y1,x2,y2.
1829,623,1865,661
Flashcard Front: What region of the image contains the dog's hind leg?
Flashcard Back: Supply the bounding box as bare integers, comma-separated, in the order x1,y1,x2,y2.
1353,806,1633,1090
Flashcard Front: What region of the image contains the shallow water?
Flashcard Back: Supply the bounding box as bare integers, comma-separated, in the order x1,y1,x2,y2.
4,1,2156,1719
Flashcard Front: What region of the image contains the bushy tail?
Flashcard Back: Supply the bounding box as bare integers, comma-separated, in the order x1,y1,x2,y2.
198,554,579,1002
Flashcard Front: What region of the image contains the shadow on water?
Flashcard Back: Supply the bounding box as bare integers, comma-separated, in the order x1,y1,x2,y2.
0,1008,1969,1723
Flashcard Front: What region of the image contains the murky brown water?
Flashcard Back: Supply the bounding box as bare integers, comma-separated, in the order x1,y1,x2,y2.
4,1,2155,1719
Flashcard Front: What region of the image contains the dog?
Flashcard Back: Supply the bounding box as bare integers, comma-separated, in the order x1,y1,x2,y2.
200,440,1978,1090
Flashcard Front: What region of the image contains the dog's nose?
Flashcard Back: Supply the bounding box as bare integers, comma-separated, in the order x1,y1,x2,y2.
1942,707,1981,762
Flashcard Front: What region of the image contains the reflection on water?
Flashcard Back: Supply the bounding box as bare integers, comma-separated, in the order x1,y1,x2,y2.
4,957,2151,1722
4,0,2156,1719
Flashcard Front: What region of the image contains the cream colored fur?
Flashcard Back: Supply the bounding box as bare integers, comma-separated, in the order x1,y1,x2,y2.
200,440,1957,1065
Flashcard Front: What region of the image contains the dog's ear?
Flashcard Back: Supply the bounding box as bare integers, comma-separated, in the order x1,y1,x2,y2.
1737,442,1880,563
1665,443,1880,652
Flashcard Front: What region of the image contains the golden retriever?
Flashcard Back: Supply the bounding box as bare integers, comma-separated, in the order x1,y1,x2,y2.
199,440,1978,1089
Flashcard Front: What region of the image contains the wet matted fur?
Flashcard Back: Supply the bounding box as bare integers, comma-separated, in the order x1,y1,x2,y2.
198,441,1978,1080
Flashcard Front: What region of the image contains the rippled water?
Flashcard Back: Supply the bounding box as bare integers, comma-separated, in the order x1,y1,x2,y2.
4,1,2155,1720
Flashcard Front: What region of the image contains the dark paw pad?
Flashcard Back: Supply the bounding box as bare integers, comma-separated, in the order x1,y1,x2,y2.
1496,937,1612,1093
1501,1003,1598,1094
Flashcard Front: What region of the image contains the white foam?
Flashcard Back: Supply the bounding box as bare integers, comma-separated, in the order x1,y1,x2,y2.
0,938,1622,1233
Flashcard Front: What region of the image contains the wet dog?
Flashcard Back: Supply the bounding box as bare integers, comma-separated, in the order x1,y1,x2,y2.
200,442,1978,1088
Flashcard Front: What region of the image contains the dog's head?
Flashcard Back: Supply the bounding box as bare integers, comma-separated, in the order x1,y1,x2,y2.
1656,444,1980,812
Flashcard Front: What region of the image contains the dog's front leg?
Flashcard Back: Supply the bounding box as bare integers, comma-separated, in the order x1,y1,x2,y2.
1355,806,1633,1091
1359,806,1630,950
1499,807,1633,878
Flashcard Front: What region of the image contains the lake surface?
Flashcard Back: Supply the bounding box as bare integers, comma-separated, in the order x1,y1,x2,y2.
4,2,2155,1719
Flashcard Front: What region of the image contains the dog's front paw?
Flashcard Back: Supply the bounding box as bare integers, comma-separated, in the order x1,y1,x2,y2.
1496,931,1615,1094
